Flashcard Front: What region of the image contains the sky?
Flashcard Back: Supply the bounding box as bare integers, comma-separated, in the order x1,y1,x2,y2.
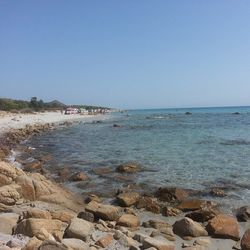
0,1,250,109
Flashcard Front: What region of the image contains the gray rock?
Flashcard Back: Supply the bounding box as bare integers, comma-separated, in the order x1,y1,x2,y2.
65,218,93,241
62,238,90,250
0,213,19,234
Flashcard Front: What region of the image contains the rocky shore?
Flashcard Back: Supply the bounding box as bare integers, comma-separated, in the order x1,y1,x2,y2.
0,122,250,250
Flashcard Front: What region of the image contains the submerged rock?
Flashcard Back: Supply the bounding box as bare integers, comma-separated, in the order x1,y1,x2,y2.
235,206,250,222
70,171,89,182
116,162,141,173
155,187,189,202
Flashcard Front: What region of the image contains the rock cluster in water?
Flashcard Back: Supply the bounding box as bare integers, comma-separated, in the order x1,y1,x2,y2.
0,123,250,249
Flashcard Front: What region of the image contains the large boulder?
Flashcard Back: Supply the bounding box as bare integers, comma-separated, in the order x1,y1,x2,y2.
117,192,140,207
15,218,65,240
117,214,140,228
235,206,250,222
206,214,240,240
173,217,208,238
241,229,250,250
65,218,93,241
0,212,20,234
155,187,189,202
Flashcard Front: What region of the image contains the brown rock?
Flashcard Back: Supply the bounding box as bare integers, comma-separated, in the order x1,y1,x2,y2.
235,206,250,222
39,240,68,250
136,196,161,214
155,187,189,202
23,208,52,220
241,229,250,250
85,201,100,214
0,149,6,160
51,211,75,223
117,214,140,228
78,211,95,223
23,161,42,172
15,175,36,201
206,214,240,240
96,234,113,248
70,172,89,182
117,192,140,207
177,199,215,211
142,237,175,250
185,207,220,222
58,167,70,180
209,188,226,197
35,228,55,241
85,194,102,203
142,220,171,230
173,217,208,238
0,161,24,187
22,236,42,250
162,207,182,217
62,238,90,250
95,204,120,221
93,167,113,176
116,162,141,173
143,220,174,241
0,184,22,205
15,218,65,240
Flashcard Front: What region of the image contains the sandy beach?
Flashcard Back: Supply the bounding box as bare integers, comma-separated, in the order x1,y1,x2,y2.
0,111,106,136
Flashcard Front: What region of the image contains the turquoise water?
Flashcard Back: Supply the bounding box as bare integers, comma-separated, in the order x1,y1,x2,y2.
25,106,250,208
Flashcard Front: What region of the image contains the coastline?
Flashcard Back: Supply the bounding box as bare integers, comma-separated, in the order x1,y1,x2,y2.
0,113,249,249
0,111,107,136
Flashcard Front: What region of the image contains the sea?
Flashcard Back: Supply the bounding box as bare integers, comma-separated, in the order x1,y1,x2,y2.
20,106,250,210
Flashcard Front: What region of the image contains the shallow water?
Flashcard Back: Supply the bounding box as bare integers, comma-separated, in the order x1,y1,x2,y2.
23,107,250,209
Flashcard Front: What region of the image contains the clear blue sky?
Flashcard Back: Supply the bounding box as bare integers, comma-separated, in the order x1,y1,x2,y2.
0,1,249,109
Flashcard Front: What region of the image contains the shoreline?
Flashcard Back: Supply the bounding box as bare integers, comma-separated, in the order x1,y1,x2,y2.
0,111,108,136
0,113,249,249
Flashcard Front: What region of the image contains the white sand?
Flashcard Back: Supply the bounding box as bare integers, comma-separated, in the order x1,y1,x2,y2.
0,111,107,135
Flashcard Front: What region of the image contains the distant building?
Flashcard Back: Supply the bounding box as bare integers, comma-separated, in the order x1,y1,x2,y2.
65,107,79,114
